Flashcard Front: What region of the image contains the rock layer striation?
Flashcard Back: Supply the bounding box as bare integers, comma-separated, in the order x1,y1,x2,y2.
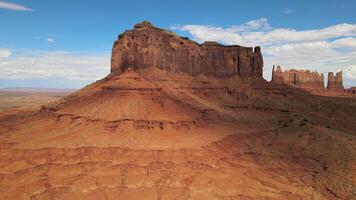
111,21,263,79
0,21,355,200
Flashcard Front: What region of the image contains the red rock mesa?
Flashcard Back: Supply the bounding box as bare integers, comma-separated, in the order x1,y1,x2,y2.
0,21,355,200
345,87,356,94
327,71,344,91
111,21,263,79
271,65,325,91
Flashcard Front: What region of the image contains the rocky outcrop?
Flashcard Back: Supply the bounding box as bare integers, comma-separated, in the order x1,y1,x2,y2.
111,21,263,79
345,87,356,94
327,71,344,91
272,65,325,90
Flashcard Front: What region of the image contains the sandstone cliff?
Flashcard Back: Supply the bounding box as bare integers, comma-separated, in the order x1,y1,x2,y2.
1,21,356,199
111,21,263,79
272,65,325,90
345,87,356,94
327,71,344,91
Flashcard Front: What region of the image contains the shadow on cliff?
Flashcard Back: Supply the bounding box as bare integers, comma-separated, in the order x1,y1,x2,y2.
252,81,356,136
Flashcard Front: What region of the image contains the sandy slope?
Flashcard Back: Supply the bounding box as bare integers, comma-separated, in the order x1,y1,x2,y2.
0,68,355,199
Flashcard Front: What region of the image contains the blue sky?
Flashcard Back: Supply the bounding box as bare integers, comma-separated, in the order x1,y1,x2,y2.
1,0,356,88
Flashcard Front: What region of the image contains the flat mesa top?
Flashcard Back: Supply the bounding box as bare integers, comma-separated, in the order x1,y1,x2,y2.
111,21,263,78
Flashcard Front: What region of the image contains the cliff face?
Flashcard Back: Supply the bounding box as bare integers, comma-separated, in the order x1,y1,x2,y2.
272,65,325,90
111,21,263,79
327,71,344,91
345,87,356,94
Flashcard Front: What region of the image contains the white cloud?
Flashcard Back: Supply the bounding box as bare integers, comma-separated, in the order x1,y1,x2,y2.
176,22,356,46
330,37,356,49
47,38,55,43
234,18,272,31
0,1,33,11
0,49,11,58
172,19,356,87
283,8,295,14
0,51,110,81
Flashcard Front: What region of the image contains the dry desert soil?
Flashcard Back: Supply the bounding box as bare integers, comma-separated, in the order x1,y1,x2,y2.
0,68,355,200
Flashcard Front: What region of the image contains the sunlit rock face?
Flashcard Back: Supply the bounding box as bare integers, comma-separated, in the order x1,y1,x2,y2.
111,21,263,79
0,21,355,200
327,71,344,91
272,65,325,91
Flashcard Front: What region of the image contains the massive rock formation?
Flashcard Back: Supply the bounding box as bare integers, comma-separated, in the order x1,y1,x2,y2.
111,21,263,79
327,71,344,91
0,21,356,200
271,65,325,90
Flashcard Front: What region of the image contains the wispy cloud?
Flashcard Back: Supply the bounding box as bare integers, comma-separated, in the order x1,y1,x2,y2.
283,8,295,14
0,51,110,82
0,49,11,58
0,1,33,11
173,19,356,87
46,38,55,43
35,35,61,43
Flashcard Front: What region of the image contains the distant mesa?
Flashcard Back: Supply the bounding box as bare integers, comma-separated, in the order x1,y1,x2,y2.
327,71,344,91
271,65,325,91
111,21,263,79
272,65,346,93
345,87,356,94
110,21,352,94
